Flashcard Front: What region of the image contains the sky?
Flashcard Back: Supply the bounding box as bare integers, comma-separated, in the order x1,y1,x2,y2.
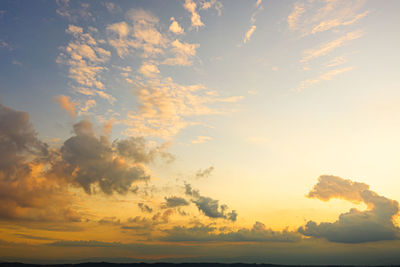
1,0,400,264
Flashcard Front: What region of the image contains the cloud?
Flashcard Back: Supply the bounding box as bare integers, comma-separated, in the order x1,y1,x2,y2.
163,39,199,66
195,166,214,179
115,137,173,164
243,25,256,44
162,221,300,242
107,9,166,59
200,0,223,16
312,11,369,35
287,2,305,30
164,196,190,208
54,95,79,118
301,31,363,63
56,0,93,22
169,17,184,35
288,1,369,36
185,184,237,221
138,61,160,77
298,175,400,243
138,202,153,213
123,77,240,139
52,119,150,195
325,56,348,68
184,0,204,29
242,0,263,45
57,25,113,102
107,22,130,38
297,67,353,91
192,136,212,144
0,104,80,222
0,40,12,51
79,99,96,114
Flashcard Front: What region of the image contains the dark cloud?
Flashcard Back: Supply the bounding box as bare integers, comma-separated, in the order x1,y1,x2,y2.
14,233,57,241
299,175,400,243
115,137,164,164
0,104,79,222
138,202,153,213
185,183,237,222
162,221,300,242
55,119,150,195
152,209,174,223
195,166,214,179
164,196,190,208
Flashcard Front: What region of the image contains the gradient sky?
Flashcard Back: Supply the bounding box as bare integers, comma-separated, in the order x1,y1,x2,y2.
1,0,400,264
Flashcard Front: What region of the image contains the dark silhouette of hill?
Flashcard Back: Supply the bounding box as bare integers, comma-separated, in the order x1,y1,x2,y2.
1,263,400,267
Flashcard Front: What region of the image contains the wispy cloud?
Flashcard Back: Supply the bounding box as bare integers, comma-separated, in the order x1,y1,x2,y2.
288,0,369,36
297,67,353,91
192,135,213,144
301,31,363,63
242,0,263,45
243,25,256,44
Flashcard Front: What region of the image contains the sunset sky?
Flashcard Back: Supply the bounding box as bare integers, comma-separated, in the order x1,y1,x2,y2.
1,0,400,264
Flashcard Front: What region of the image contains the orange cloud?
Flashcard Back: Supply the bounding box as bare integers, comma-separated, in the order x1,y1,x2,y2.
54,95,79,118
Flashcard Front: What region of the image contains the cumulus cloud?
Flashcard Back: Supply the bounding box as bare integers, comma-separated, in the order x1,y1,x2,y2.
185,184,237,221
54,95,79,118
195,166,214,178
0,104,80,222
164,196,190,208
298,175,400,243
169,17,184,35
183,0,204,29
115,136,174,164
52,119,150,195
162,221,300,242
